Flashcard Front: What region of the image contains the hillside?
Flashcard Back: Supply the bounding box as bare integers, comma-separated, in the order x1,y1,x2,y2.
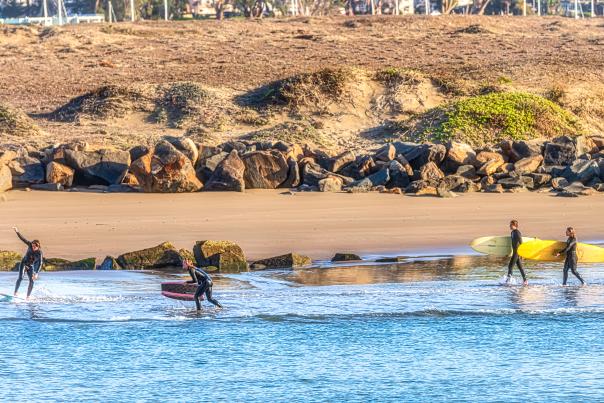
1,16,603,150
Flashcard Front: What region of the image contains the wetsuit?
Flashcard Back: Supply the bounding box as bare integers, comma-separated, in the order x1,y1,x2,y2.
560,236,585,286
187,266,222,310
14,232,43,297
508,229,526,282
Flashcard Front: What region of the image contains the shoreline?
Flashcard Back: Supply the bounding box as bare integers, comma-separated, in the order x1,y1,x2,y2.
1,190,604,262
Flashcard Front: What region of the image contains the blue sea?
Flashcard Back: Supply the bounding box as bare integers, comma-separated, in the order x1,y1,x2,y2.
1,254,604,402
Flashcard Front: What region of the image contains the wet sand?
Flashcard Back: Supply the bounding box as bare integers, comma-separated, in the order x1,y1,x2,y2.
0,190,603,260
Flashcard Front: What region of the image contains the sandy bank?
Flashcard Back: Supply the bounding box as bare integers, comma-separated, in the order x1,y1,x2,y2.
0,190,603,261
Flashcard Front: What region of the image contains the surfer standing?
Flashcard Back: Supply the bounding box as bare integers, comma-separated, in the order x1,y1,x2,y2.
12,227,44,299
556,227,586,286
182,259,222,310
507,220,528,286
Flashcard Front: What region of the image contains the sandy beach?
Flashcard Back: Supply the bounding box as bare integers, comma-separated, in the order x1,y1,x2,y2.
0,190,602,261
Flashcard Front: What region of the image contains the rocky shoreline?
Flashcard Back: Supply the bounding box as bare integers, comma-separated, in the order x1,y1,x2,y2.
0,239,357,272
1,135,604,197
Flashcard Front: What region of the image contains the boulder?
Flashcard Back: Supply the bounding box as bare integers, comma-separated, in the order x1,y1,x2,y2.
419,162,444,181
387,160,410,189
543,140,576,166
575,136,599,156
445,141,476,171
551,177,570,190
43,257,96,271
242,151,289,189
437,187,457,198
131,142,202,193
122,173,139,187
98,256,122,270
438,175,469,192
222,141,247,154
507,140,544,162
410,144,447,170
340,155,377,180
302,161,353,187
64,149,130,186
0,164,12,192
46,161,74,187
498,163,515,174
558,182,596,197
204,150,245,192
0,250,21,271
591,136,604,150
319,177,343,192
528,173,552,188
129,145,150,163
480,175,496,188
165,136,199,166
193,240,247,273
484,184,505,193
478,159,504,176
456,165,477,180
196,151,228,182
395,155,414,177
498,176,532,189
347,168,389,192
375,144,396,162
514,155,543,175
405,180,437,196
31,183,63,191
250,253,312,270
281,158,300,188
273,142,304,161
11,155,45,187
327,151,356,173
560,159,600,184
117,242,182,270
331,253,362,262
476,151,506,166
0,150,17,166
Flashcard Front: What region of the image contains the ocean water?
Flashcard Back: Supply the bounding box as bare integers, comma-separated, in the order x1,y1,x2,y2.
1,255,604,402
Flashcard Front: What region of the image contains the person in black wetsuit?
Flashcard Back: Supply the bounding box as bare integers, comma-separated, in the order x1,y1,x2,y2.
556,227,586,286
507,220,528,286
182,259,222,310
12,227,44,299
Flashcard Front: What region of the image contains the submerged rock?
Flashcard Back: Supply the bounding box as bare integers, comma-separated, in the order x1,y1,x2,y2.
43,257,96,271
193,240,247,273
331,253,362,262
98,256,122,270
117,242,182,270
250,253,312,270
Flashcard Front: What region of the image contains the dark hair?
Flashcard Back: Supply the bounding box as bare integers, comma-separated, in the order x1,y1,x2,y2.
510,220,518,227
567,227,576,237
32,240,41,248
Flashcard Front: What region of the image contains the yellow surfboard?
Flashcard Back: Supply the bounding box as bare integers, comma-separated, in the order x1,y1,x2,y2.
470,236,538,257
518,240,604,263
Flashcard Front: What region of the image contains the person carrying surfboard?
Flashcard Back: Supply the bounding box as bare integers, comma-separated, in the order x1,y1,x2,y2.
507,220,528,286
182,259,222,310
12,227,44,299
556,227,586,286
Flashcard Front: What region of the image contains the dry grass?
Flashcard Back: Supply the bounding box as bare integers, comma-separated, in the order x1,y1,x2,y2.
0,16,603,149
0,103,40,137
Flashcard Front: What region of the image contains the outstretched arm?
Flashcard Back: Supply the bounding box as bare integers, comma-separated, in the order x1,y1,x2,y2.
13,227,31,246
